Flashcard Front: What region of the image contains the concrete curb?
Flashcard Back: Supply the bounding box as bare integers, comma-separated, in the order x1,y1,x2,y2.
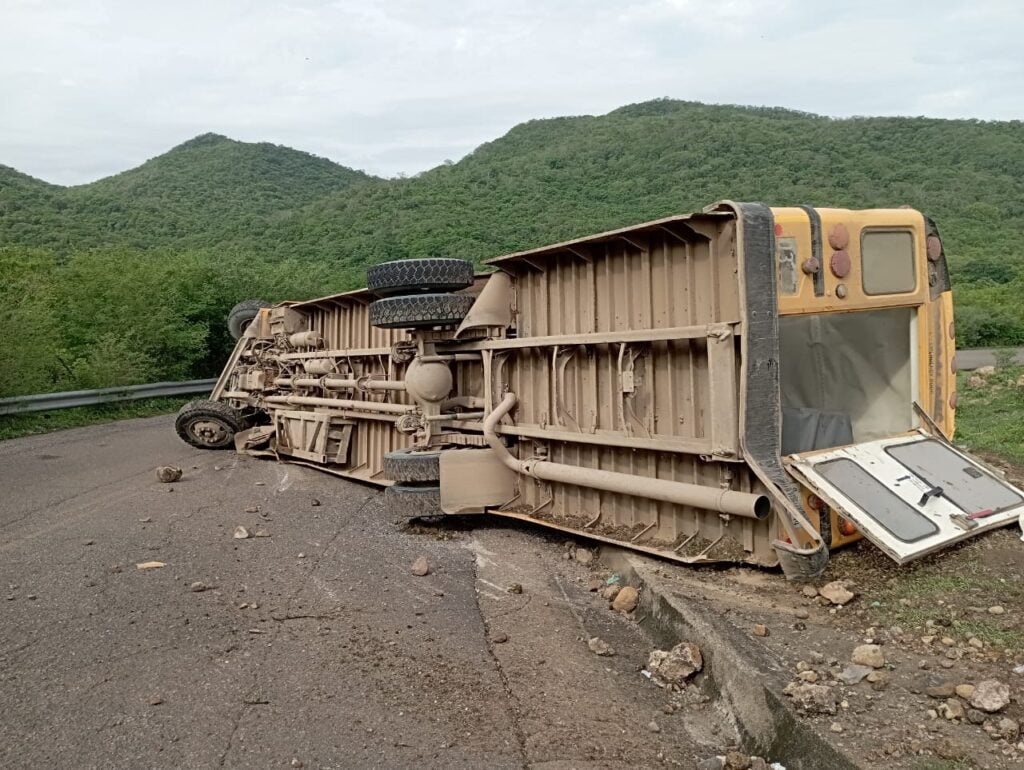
601,549,861,770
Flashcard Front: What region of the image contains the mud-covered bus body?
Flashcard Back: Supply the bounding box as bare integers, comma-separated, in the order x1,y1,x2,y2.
181,202,1023,578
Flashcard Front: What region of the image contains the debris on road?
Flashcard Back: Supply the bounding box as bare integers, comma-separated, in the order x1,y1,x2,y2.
410,556,430,576
782,681,837,714
587,636,615,656
573,547,594,565
850,643,885,668
647,642,702,687
155,466,182,483
611,585,639,613
969,679,1011,713
818,580,856,606
233,526,252,539
135,561,166,570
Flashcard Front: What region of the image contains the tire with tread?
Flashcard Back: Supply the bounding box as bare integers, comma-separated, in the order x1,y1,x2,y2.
385,483,442,518
367,258,473,298
369,293,474,329
227,299,270,340
384,447,441,483
175,399,242,449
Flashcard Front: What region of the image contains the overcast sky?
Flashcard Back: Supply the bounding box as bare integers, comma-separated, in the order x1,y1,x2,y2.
1,0,1022,185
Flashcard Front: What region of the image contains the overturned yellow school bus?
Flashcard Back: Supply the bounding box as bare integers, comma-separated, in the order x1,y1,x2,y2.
176,202,1024,578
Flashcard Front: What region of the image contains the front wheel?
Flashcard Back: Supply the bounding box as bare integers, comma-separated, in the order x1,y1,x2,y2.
175,400,242,449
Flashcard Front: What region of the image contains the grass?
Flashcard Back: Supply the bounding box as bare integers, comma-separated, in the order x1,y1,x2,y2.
954,364,1024,464
0,397,190,441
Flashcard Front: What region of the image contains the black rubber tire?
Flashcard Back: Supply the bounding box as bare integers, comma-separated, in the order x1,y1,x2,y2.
367,258,473,298
385,483,442,518
383,447,441,483
175,399,242,449
227,299,270,340
369,293,474,329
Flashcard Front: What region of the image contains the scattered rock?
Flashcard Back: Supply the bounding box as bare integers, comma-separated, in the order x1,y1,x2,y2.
798,670,819,683
942,698,965,720
138,517,152,523
977,365,996,376
955,684,975,700
190,581,208,592
254,529,271,538
297,552,306,559
601,585,621,601
794,607,810,619
697,757,725,770
648,642,703,686
491,631,508,644
310,498,321,507
647,720,661,734
967,636,984,649
988,605,1006,615
996,717,1019,741
926,681,957,699
507,583,523,594
969,679,1011,713
783,682,837,715
838,664,873,685
851,643,885,668
967,708,987,725
574,547,594,565
149,697,164,706
244,506,260,514
752,624,769,637
233,526,252,539
587,578,603,592
801,585,819,599
819,581,855,606
135,561,166,570
724,751,750,770
611,585,639,613
830,722,844,733
155,466,182,483
587,636,615,656
410,556,430,576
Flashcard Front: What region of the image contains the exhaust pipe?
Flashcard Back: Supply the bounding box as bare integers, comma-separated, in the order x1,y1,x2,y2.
483,393,770,520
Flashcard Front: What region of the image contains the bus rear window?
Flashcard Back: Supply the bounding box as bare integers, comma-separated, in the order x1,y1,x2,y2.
862,230,916,295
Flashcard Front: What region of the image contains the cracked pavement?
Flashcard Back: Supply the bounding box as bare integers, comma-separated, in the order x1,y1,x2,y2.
0,415,711,768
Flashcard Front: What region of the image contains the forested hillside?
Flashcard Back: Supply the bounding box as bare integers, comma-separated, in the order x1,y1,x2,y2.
1,100,1023,398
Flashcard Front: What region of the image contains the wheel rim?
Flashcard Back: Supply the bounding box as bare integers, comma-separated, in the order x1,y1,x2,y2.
187,418,230,447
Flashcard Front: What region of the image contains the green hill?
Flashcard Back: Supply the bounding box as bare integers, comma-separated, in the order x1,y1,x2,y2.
0,133,376,251
1,99,1023,397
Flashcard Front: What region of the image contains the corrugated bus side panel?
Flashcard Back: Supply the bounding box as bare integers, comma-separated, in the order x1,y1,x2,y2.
503,219,776,565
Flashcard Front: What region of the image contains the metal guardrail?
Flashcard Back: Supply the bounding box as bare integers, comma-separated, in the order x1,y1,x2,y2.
0,379,216,416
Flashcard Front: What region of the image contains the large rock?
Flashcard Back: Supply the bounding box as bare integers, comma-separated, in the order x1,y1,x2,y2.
783,682,838,715
837,664,873,685
648,642,703,686
968,679,1011,713
611,585,639,613
851,643,885,668
819,580,855,606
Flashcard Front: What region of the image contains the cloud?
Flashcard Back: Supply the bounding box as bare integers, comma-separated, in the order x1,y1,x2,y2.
0,0,1021,184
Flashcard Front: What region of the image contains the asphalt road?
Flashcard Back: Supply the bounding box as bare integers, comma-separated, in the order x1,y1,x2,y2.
956,347,1024,370
0,416,721,769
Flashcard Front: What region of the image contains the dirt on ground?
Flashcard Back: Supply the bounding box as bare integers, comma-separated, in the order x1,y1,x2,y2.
614,492,1024,768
